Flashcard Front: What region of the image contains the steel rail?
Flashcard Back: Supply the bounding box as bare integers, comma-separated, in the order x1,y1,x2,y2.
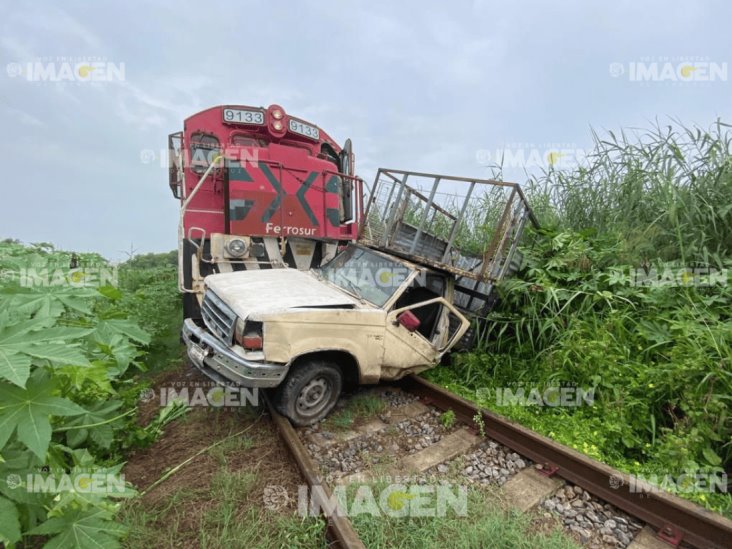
267,399,365,549
400,375,732,549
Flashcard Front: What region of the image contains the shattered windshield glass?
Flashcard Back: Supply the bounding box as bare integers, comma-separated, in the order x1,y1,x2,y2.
316,246,413,307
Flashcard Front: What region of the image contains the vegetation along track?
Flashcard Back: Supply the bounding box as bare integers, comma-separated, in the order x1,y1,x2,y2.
267,376,732,549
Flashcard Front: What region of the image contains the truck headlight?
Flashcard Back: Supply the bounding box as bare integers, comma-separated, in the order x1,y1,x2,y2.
235,318,263,350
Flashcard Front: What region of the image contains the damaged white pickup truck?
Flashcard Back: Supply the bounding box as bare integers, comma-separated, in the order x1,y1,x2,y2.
182,244,470,425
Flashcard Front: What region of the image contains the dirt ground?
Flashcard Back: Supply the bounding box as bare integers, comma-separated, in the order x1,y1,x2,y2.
121,363,315,547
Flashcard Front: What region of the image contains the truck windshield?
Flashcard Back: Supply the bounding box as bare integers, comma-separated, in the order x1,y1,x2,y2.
317,246,413,307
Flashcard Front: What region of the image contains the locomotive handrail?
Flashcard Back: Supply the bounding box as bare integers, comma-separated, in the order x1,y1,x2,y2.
178,155,224,293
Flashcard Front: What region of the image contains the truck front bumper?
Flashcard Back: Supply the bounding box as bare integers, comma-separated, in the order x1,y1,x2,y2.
181,318,288,389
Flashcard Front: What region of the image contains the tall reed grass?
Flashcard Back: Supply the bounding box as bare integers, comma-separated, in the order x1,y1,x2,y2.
428,119,732,516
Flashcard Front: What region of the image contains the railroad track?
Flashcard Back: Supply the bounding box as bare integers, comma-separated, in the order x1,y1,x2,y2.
268,375,732,549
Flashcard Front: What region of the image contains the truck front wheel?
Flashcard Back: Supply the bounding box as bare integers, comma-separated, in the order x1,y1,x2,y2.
271,360,342,426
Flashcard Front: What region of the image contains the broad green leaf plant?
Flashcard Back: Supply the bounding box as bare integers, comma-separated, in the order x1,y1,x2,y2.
0,240,152,547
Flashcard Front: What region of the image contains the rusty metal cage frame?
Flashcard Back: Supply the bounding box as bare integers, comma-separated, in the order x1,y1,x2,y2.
359,168,539,317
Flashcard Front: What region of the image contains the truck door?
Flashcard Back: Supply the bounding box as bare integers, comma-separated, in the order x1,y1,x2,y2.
382,296,469,371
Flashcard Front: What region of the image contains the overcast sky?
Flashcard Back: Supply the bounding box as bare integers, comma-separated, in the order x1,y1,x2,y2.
1,0,730,260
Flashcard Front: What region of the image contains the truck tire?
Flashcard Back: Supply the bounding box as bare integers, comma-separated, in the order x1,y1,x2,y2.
272,360,342,426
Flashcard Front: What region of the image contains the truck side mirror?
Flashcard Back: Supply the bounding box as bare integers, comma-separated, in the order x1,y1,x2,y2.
396,311,421,332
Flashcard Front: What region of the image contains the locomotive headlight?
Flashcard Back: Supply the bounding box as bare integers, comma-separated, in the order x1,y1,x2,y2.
226,238,248,258
272,109,283,120
273,121,283,131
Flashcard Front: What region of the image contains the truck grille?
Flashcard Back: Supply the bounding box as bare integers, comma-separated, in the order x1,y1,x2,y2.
201,290,237,343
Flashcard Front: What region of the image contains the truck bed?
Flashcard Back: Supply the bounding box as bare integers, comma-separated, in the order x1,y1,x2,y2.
359,168,537,317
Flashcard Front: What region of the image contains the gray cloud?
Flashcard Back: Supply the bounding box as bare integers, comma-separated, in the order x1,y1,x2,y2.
1,0,729,259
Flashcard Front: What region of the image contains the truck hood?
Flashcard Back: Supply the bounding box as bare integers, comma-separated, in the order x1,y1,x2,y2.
204,269,358,320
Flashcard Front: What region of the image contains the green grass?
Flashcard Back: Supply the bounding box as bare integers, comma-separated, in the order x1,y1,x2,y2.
199,502,326,549
209,434,254,466
349,393,386,416
155,477,580,549
330,410,355,430
440,409,456,429
325,393,386,430
114,258,182,373
122,466,326,549
349,486,580,549
526,119,732,263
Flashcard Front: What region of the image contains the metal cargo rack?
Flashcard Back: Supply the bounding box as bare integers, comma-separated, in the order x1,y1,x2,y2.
359,168,539,317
